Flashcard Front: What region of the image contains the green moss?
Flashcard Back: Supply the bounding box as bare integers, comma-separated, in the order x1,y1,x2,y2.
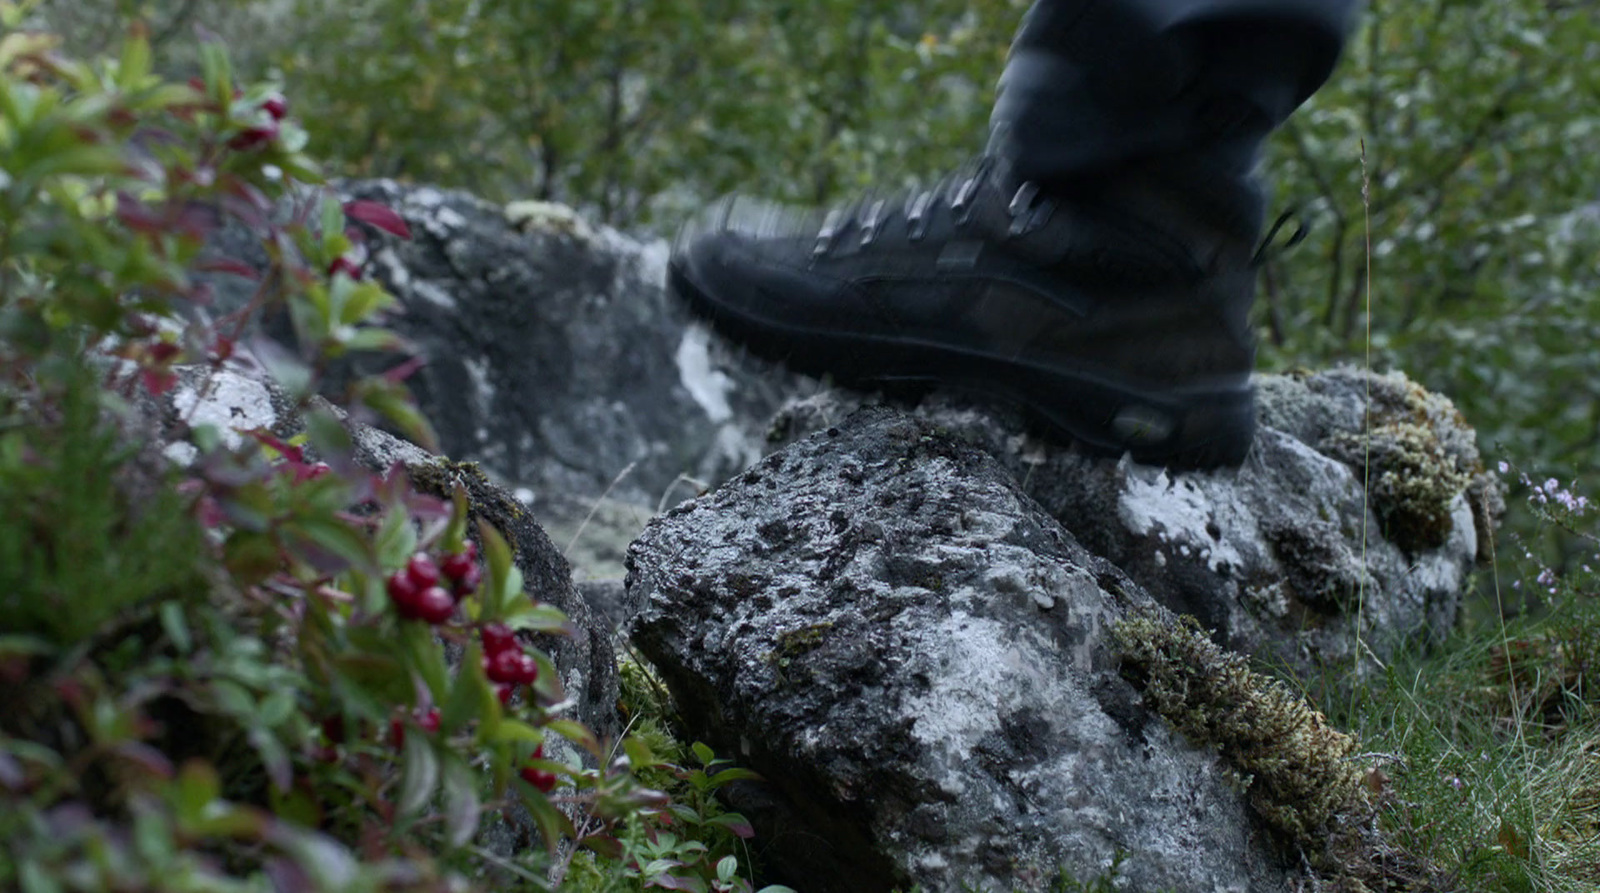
766,622,834,666
1111,609,1364,847
1320,373,1481,554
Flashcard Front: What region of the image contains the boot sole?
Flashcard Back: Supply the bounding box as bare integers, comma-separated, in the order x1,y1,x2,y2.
669,262,1255,470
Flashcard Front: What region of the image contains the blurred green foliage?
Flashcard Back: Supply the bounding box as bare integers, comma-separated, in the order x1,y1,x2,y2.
42,0,1600,568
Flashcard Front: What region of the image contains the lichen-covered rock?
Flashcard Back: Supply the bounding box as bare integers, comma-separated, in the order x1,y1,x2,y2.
626,407,1304,893
764,369,1498,683
156,366,619,742
334,181,800,549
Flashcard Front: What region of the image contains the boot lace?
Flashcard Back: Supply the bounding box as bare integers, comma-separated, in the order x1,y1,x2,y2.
1250,207,1311,267
812,157,1055,260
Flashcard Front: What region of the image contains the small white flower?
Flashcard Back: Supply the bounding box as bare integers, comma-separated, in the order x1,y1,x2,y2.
1498,461,1510,474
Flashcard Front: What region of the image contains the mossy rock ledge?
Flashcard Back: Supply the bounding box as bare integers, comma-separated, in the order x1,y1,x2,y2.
627,407,1426,893
763,367,1498,686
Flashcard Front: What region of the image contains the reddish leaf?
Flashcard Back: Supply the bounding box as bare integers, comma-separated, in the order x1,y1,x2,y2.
148,342,181,363
344,200,412,239
382,356,427,384
248,430,305,464
577,834,625,860
707,812,755,839
141,368,177,396
116,194,165,234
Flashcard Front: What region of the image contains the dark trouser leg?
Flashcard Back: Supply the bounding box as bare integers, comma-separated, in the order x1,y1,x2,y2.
990,0,1363,184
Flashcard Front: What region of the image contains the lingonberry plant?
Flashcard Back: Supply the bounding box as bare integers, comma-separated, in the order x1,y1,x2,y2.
0,14,786,892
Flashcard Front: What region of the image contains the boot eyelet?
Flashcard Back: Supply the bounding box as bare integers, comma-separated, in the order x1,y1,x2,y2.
813,208,844,259
859,199,886,247
906,192,932,241
952,176,980,224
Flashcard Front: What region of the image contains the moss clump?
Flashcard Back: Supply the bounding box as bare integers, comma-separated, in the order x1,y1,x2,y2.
1319,372,1484,555
1111,609,1364,847
1325,422,1471,554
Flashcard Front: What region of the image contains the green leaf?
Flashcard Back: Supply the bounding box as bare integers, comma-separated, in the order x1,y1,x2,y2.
708,767,763,788
284,516,371,573
302,404,355,469
158,602,192,654
331,651,410,712
319,195,345,255
18,859,63,893
520,772,576,855
504,601,573,636
30,145,126,178
374,506,418,570
397,733,440,817
440,643,490,736
340,325,406,353
546,719,599,757
339,281,397,326
169,760,221,824
529,649,565,705
492,719,546,745
197,40,233,105
399,620,449,704
116,25,151,89
441,756,480,847
247,725,293,793
257,688,296,728
691,742,714,767
478,520,515,622
622,734,659,770
578,834,625,860
0,635,55,658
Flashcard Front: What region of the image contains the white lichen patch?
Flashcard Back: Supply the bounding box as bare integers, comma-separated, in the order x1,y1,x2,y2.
409,278,457,310
1117,463,1247,574
675,323,735,423
504,199,596,241
169,373,277,450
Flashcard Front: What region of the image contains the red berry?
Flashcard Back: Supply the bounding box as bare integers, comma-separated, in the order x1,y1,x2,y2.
227,121,279,151
495,683,515,707
486,649,538,685
513,652,539,685
451,564,483,599
262,92,289,120
520,761,557,793
390,708,440,749
480,623,517,656
441,550,475,581
387,572,423,617
327,255,364,280
320,715,346,744
405,553,441,589
413,586,455,624
485,648,524,683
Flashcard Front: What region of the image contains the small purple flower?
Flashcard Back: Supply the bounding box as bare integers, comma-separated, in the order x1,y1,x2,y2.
1545,478,1561,494
1537,568,1556,587
1497,461,1510,474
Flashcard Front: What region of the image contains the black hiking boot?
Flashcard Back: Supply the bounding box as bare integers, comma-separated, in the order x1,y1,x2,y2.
668,155,1268,469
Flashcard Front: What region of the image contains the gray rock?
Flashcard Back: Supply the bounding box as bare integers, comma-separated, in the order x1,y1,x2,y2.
335,182,800,532
627,407,1297,893
765,369,1496,683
